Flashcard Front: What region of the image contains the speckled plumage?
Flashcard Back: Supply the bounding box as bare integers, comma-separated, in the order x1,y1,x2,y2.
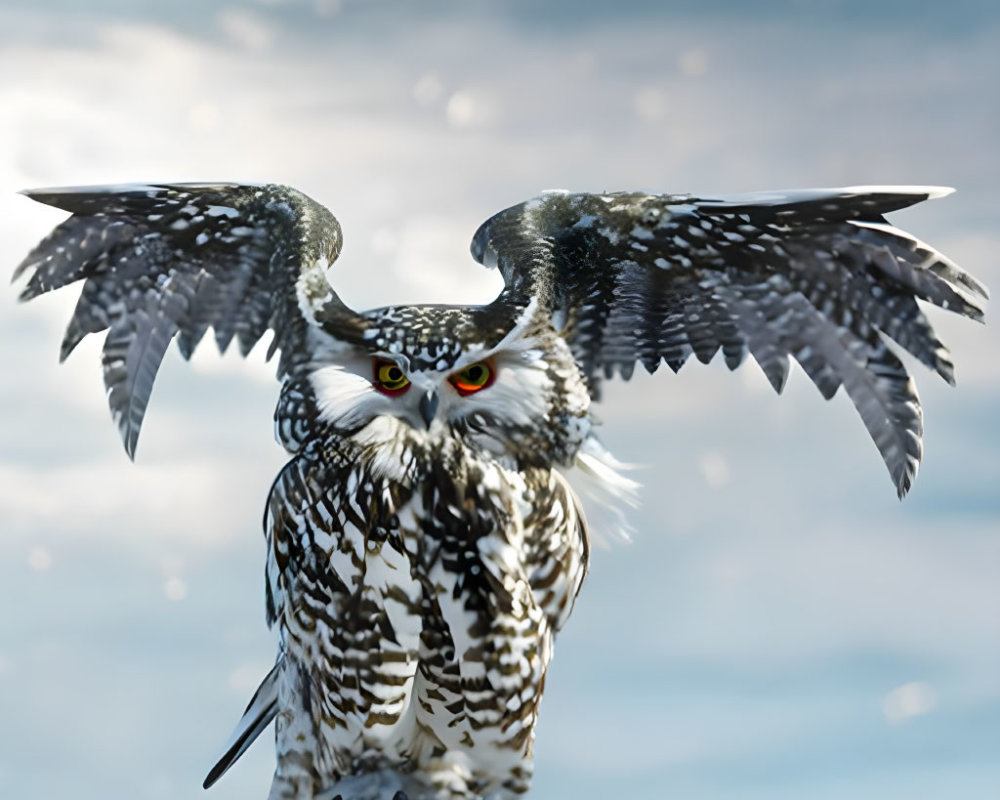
14,182,986,800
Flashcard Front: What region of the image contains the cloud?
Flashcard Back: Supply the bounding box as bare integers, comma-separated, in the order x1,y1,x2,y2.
0,5,997,800
0,457,260,544
216,7,274,51
883,681,937,725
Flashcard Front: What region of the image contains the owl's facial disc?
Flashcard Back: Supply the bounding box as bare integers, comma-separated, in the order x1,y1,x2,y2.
308,309,559,439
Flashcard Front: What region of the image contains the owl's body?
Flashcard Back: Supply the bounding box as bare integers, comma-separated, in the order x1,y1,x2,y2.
14,182,986,800
265,310,597,799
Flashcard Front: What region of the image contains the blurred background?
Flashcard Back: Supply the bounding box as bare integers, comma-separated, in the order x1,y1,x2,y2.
1,1,998,799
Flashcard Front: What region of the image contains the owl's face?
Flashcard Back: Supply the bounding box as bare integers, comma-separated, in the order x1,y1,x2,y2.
306,303,591,465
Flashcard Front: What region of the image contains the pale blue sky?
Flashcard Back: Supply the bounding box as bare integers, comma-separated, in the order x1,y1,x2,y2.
1,2,998,799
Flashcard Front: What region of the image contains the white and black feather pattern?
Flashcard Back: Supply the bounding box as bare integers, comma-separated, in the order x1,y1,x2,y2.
14,183,366,457
12,182,987,800
471,186,987,495
254,419,586,799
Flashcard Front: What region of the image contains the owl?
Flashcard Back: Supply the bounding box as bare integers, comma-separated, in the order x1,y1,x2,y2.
14,182,986,800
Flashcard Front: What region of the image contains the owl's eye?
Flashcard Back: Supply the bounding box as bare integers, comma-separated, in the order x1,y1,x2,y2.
373,359,411,396
449,360,495,396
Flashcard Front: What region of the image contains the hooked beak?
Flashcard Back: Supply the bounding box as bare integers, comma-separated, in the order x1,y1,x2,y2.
419,390,439,429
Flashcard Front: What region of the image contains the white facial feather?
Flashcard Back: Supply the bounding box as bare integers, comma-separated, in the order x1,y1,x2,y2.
307,329,424,432
310,302,558,440
307,300,584,472
441,300,557,432
310,364,388,430
441,349,552,430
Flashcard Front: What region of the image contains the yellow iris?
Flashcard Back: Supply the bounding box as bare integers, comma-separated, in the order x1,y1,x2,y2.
373,359,410,395
450,361,494,395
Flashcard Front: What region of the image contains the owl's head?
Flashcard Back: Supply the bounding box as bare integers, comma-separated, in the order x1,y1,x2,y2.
304,301,591,465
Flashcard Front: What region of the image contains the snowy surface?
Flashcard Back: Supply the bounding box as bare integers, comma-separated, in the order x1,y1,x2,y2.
1,2,998,800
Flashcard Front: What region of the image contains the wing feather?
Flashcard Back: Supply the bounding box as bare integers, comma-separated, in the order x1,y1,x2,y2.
14,183,367,456
472,186,986,495
203,662,280,789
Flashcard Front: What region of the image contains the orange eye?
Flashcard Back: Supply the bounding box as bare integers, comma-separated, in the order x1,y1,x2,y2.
373,359,411,396
449,360,495,396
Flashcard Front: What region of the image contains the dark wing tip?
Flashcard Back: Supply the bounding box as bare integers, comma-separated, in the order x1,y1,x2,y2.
202,729,248,789
203,663,279,789
470,218,496,268
19,182,259,215
842,184,953,201
960,272,990,303
692,185,956,220
111,406,142,462
124,432,138,462
896,467,915,500
202,696,278,788
470,196,545,270
203,762,226,790
20,183,157,212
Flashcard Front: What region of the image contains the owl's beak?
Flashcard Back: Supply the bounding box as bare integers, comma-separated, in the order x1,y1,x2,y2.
419,390,439,429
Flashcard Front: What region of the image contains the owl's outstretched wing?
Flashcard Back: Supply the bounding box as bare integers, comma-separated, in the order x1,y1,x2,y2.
471,187,988,497
14,183,366,457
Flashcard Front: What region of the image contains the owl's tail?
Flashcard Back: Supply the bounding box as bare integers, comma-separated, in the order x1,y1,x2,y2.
203,662,280,789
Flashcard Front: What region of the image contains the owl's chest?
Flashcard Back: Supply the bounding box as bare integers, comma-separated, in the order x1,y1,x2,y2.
338,442,585,615
375,462,575,763
275,452,580,775
351,454,585,674
278,446,546,640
